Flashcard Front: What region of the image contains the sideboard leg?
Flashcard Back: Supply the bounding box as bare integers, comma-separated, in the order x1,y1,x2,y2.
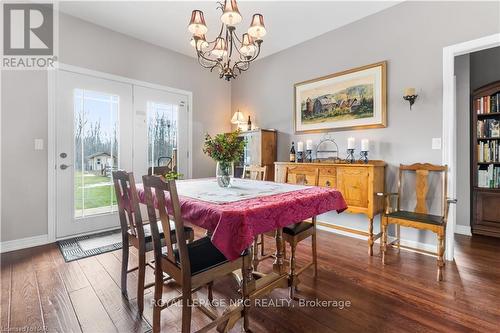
368,218,374,256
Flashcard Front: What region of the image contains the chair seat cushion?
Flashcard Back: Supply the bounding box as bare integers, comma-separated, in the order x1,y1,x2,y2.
170,237,228,276
128,221,193,243
283,221,313,236
387,211,444,226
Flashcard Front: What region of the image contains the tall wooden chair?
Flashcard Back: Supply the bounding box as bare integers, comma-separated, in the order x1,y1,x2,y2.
142,175,252,333
242,165,267,181
380,163,455,281
148,165,171,176
283,166,320,299
112,171,194,314
241,165,271,270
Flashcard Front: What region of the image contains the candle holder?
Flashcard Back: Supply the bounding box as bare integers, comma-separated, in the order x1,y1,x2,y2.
297,151,304,163
345,149,355,164
306,149,313,163
359,151,369,164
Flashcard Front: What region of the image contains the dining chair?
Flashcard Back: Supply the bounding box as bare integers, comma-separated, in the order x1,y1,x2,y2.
241,165,272,270
142,175,252,333
242,165,267,181
112,170,194,314
380,163,455,281
283,166,320,299
148,165,171,176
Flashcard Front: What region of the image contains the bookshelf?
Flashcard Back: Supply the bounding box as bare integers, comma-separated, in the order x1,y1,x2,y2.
471,80,500,238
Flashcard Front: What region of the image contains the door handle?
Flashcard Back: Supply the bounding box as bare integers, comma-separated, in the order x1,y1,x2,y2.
60,164,72,170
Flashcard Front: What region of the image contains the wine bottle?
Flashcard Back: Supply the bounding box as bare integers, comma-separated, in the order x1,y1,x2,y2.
290,142,296,162
247,116,252,131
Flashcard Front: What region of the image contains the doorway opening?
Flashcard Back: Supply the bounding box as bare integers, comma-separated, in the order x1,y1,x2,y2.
442,33,500,261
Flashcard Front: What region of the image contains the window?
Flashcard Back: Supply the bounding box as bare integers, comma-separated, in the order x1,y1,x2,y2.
74,89,119,218
147,101,178,169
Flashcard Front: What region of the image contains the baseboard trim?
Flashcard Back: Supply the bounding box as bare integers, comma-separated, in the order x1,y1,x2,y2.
454,225,472,236
0,234,51,253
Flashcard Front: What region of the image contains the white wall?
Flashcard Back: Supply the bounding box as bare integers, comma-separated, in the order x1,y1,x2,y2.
231,1,500,246
1,14,231,242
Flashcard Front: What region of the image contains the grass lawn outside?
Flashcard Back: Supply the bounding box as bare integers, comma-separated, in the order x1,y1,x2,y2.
74,171,117,211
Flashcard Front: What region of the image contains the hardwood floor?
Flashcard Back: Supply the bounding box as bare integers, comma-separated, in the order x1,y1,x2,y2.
1,229,499,333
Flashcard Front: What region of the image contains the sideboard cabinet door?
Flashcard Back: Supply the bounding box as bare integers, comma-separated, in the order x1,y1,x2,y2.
337,167,369,208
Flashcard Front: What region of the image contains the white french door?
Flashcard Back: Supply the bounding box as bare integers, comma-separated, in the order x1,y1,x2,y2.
133,85,190,178
56,70,133,238
55,68,190,238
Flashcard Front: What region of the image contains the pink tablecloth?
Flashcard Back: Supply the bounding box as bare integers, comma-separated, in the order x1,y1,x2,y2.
137,180,347,260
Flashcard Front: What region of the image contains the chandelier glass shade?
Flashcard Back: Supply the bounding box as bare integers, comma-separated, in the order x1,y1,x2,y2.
188,0,266,81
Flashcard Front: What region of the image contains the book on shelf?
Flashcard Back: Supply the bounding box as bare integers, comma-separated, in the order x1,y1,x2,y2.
477,119,500,138
477,164,500,189
475,92,500,114
478,140,500,163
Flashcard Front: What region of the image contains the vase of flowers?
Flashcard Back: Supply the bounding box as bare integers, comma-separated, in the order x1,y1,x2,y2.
203,130,245,188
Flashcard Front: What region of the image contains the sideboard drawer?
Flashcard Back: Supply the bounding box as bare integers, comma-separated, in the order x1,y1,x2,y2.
337,167,369,208
318,167,337,188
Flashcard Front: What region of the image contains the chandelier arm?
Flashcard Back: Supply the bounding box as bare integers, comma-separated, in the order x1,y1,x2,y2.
205,23,225,44
196,50,221,68
233,33,242,44
228,29,234,59
234,61,249,73
197,55,218,69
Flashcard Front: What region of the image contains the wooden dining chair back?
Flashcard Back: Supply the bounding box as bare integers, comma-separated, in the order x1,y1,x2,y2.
285,166,320,186
112,170,150,314
242,165,267,181
112,170,194,315
148,165,171,176
142,175,251,333
241,165,270,269
282,166,320,299
113,170,144,240
380,163,454,281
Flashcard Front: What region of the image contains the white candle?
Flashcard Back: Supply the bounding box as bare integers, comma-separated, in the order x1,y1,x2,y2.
306,140,313,150
347,137,355,150
361,139,370,152
297,141,304,152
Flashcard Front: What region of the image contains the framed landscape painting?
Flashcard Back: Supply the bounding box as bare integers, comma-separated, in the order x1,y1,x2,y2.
294,61,387,133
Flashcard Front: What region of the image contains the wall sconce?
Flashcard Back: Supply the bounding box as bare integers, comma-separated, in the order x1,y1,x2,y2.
403,88,418,110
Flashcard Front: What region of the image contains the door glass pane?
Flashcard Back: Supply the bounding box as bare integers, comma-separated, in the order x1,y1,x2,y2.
74,89,119,218
147,102,178,171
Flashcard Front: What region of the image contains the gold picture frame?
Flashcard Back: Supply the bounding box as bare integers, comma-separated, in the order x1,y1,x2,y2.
294,61,387,133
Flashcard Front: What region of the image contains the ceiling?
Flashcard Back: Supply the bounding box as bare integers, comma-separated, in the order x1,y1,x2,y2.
59,1,401,59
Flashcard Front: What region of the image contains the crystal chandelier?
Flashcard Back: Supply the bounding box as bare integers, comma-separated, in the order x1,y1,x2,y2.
188,0,267,81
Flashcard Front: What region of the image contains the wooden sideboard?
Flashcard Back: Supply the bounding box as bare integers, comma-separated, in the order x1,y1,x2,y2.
275,161,386,255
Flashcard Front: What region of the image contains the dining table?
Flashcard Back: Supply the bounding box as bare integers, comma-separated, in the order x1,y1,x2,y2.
136,177,347,329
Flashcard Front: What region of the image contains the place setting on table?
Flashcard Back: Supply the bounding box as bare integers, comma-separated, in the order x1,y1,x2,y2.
119,129,348,332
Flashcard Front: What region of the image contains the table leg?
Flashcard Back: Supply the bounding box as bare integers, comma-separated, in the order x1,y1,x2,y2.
252,238,259,272
273,228,286,275
245,245,256,292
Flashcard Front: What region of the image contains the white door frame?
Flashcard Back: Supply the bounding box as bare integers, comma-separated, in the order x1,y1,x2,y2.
47,63,193,242
442,33,500,261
